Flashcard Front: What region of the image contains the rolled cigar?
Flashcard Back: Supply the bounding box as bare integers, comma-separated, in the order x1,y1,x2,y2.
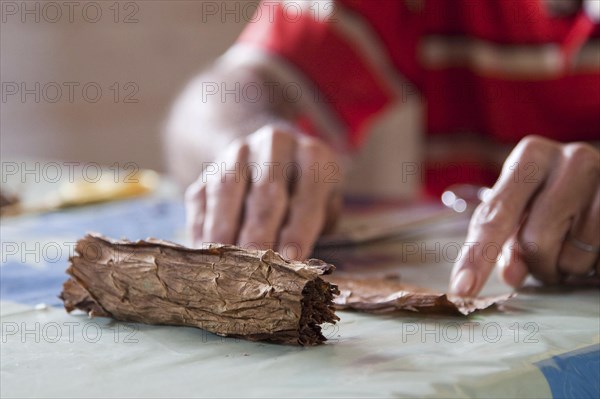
60,234,339,346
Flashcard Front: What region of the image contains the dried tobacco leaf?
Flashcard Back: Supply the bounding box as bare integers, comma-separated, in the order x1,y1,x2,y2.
60,234,339,346
326,274,514,315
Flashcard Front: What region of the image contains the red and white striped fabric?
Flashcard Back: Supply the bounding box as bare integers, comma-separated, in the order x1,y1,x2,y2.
234,0,600,195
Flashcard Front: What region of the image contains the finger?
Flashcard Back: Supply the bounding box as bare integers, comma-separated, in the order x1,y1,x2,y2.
185,179,206,247
498,234,529,288
556,145,600,276
202,140,250,244
519,143,599,284
278,138,339,260
449,136,555,296
557,186,600,276
237,127,295,250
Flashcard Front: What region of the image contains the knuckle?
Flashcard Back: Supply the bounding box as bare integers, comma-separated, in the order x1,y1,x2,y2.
518,227,545,262
301,136,333,160
563,143,600,173
229,137,247,150
517,239,555,283
252,180,286,198
518,135,546,150
227,139,249,159
255,125,292,144
518,232,541,258
470,200,514,232
303,139,326,157
250,127,296,174
515,135,553,164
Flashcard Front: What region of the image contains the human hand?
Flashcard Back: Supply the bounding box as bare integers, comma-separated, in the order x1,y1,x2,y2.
449,136,600,296
185,124,342,260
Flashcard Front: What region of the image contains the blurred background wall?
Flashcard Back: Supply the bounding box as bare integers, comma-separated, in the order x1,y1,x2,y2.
1,0,420,198
1,0,256,172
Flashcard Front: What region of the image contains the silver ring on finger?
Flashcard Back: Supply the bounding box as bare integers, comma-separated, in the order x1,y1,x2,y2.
568,235,600,254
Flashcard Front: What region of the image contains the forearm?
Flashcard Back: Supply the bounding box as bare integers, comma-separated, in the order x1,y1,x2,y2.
164,63,296,187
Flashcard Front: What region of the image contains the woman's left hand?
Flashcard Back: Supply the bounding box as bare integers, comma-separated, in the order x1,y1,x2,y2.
449,135,600,296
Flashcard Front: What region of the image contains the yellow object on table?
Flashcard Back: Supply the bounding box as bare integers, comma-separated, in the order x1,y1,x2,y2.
57,169,159,207
1,168,160,216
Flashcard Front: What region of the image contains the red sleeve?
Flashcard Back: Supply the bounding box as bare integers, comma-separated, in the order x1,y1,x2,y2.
237,0,415,148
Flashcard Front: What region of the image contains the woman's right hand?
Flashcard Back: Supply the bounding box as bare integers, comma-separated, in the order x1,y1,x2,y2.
185,124,343,260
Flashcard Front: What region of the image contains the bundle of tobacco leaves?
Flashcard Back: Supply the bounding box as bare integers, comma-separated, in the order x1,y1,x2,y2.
61,234,339,346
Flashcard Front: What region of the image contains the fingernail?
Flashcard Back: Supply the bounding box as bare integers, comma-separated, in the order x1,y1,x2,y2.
450,269,476,296
285,245,300,261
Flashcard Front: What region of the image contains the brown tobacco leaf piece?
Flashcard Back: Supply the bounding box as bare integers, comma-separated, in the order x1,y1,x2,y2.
0,189,20,216
326,274,514,316
60,234,339,346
